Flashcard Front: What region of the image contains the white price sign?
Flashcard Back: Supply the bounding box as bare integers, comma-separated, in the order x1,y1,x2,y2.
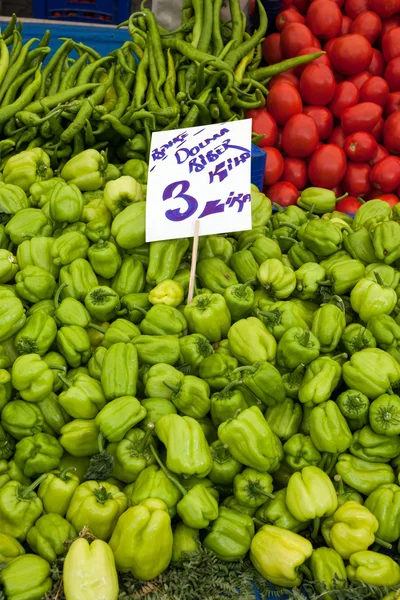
145,119,253,242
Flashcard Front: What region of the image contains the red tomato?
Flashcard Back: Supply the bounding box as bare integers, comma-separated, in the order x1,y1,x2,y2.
385,58,400,92
265,181,299,206
367,192,399,206
368,49,385,77
371,118,384,142
299,64,336,105
369,144,389,166
308,144,347,187
328,125,347,148
336,196,364,213
329,81,359,119
331,185,344,197
266,82,303,126
276,9,306,30
246,108,278,148
306,0,342,38
344,132,378,162
294,47,332,76
341,102,383,134
303,106,334,139
380,16,400,45
382,27,400,63
347,72,372,90
324,38,337,56
282,113,319,158
328,35,373,76
282,157,308,189
370,156,400,192
262,34,283,65
311,36,322,49
383,111,400,154
360,77,390,106
280,23,315,58
342,163,372,196
340,15,353,34
263,147,284,186
344,0,370,19
268,71,300,90
386,91,400,115
351,12,382,44
369,0,400,19
292,0,310,13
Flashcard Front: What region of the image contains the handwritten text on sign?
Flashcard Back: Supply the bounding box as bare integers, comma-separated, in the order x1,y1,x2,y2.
146,120,252,242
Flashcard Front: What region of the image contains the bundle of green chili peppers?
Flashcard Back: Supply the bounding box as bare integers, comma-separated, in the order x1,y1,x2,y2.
0,10,322,171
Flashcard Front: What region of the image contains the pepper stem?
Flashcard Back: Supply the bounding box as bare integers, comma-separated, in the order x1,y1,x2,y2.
374,271,386,287
137,423,155,452
58,373,72,388
129,304,148,316
336,193,348,202
253,517,266,527
332,353,348,362
54,283,68,309
298,564,313,581
88,323,107,334
163,380,181,394
220,380,242,395
236,279,256,296
333,474,344,496
98,433,104,453
272,203,284,213
289,363,305,383
233,365,257,374
311,517,320,540
375,537,392,550
19,474,48,499
57,467,77,481
278,237,297,244
149,444,187,496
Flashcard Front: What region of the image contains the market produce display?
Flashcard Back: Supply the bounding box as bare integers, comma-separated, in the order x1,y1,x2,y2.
0,8,322,169
0,134,398,598
249,0,400,211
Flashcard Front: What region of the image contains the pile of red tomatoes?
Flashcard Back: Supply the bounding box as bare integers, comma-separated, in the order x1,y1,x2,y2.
248,0,400,213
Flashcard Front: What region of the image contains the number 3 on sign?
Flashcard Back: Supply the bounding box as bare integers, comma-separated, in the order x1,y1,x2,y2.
163,180,251,222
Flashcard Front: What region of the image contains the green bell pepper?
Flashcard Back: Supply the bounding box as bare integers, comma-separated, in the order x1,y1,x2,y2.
277,327,320,370
257,258,296,298
256,487,309,533
365,483,400,543
48,182,84,223
162,374,211,420
347,551,400,587
223,280,254,322
109,498,172,580
11,353,54,402
341,323,376,355
353,199,392,230
218,406,283,473
198,353,239,390
311,299,346,353
288,241,317,269
139,304,187,337
336,389,370,431
367,314,400,350
101,342,138,400
84,286,120,322
143,363,184,399
350,425,400,462
107,426,156,483
238,360,285,407
233,468,274,508
208,440,242,485
59,419,100,457
351,275,397,322
155,414,212,478
51,231,89,267
286,466,337,525
283,433,321,471
4,148,53,191
81,198,112,243
342,348,400,400
111,202,146,250
27,513,76,563
103,175,143,216
14,432,63,477
0,554,52,600
309,547,347,596
265,399,302,441
146,239,189,286
101,319,140,349
58,372,105,419
199,235,234,263
126,463,182,517
178,333,213,375
335,454,395,495
210,382,249,427
369,393,400,436
0,474,47,541
298,356,342,404
95,396,146,442
15,310,57,357
365,263,400,288
133,335,180,366
0,532,25,564
228,317,276,365
297,187,341,214
372,220,400,264
66,480,127,541
250,237,282,265
0,249,18,285
230,249,259,283
1,399,44,440
298,219,343,257
185,293,231,342
87,239,121,280
204,507,255,561
61,149,107,191
15,266,56,303
56,325,91,368
257,300,308,340
171,523,200,564
5,208,52,245
111,256,145,297
59,258,98,301
197,258,238,295
37,466,80,517
309,400,353,454
148,279,184,308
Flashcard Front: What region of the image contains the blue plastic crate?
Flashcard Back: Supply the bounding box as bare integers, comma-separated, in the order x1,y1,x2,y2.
33,0,131,25
251,144,266,191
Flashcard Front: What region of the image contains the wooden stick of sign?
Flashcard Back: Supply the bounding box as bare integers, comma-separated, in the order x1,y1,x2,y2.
187,220,200,305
